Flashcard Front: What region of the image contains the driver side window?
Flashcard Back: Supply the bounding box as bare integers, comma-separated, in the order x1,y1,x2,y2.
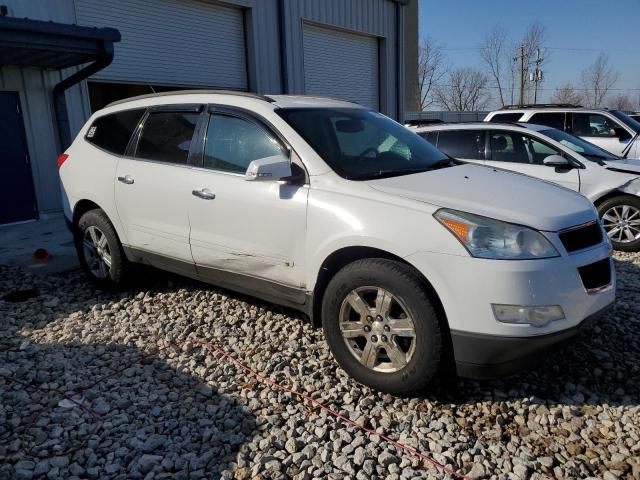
572,113,618,137
203,114,285,174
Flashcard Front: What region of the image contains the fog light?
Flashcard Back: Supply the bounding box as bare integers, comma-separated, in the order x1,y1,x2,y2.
492,304,565,328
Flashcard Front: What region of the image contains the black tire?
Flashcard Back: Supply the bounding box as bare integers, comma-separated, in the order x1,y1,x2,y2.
597,195,640,252
75,209,130,288
321,258,443,396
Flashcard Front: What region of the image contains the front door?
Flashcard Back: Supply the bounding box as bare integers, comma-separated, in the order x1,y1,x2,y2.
572,112,631,157
484,130,581,192
188,110,308,288
0,92,37,224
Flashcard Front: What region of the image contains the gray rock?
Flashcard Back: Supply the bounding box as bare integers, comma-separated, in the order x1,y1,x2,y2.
378,451,399,468
138,455,162,474
92,397,110,415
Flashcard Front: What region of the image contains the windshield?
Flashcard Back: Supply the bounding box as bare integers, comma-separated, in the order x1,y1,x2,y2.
276,107,453,180
540,127,619,162
610,110,640,133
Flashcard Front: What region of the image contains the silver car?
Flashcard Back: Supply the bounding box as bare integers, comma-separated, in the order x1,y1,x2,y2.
410,121,640,251
484,105,640,160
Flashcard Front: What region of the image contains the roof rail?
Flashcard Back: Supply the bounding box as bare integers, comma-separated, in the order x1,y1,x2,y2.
106,89,275,108
500,103,582,110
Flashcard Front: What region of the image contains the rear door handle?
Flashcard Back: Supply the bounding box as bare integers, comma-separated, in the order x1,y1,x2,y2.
117,175,134,185
192,188,216,200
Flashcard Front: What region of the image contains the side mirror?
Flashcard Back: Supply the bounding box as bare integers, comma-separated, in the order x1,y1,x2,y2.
543,154,571,167
245,155,292,181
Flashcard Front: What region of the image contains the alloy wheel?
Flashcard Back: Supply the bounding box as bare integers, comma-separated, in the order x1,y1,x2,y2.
83,226,112,279
602,205,640,244
339,286,417,373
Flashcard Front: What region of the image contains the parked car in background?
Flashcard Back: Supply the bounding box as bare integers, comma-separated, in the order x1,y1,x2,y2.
484,104,640,159
59,91,614,395
411,121,640,251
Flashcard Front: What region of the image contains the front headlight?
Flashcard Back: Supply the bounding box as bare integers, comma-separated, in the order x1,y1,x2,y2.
434,209,559,259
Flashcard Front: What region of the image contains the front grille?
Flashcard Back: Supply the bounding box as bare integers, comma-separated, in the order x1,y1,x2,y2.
578,258,612,291
559,222,603,253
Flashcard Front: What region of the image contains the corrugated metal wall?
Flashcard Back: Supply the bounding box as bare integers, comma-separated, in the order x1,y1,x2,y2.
1,0,408,217
75,0,248,89
280,0,399,117
0,0,91,215
302,24,380,109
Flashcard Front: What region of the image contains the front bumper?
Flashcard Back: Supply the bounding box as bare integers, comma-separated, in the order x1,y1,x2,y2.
451,302,614,378
405,240,616,378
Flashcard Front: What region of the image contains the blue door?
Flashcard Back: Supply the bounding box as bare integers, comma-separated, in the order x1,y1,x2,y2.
0,92,37,224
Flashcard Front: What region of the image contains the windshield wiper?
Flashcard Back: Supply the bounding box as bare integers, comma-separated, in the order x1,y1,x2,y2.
584,153,614,165
355,159,460,180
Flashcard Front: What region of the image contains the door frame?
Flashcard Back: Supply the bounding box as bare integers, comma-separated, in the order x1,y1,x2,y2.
0,90,38,225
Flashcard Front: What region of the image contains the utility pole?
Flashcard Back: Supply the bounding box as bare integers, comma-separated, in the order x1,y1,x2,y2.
531,48,543,104
517,44,527,106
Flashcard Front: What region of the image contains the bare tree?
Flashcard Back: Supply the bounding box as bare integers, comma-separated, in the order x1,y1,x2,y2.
417,36,446,110
479,25,509,107
581,53,619,108
520,22,549,103
608,93,634,110
550,83,584,105
434,67,492,111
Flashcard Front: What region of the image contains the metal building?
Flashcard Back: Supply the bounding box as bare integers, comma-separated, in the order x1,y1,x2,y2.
0,0,418,225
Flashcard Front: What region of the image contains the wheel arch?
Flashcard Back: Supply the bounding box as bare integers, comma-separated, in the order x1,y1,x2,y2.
72,199,129,249
592,189,638,208
72,199,103,229
311,246,450,338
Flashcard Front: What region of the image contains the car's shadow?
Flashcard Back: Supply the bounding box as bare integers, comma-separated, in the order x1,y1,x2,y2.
2,255,639,477
0,266,256,479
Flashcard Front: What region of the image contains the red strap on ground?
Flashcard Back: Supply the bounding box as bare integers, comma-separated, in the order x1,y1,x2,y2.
179,338,472,480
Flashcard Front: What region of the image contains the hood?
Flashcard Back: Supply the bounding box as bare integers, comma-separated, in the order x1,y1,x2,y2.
368,164,595,232
603,158,640,175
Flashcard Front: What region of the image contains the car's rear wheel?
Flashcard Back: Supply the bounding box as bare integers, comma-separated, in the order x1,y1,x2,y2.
75,209,129,288
321,258,443,395
598,195,640,252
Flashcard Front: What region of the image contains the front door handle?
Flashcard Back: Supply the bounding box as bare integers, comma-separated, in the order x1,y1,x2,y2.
117,175,134,185
192,188,216,200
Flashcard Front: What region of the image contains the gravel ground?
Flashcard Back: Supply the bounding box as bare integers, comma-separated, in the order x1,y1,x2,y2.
0,253,639,480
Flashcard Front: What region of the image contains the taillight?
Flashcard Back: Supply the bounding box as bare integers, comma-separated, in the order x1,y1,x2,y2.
57,153,69,169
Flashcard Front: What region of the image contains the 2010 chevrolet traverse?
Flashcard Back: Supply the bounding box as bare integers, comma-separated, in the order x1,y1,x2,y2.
59,91,615,395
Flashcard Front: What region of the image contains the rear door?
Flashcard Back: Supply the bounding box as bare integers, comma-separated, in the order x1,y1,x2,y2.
484,129,580,192
432,129,487,164
187,106,308,288
115,106,201,272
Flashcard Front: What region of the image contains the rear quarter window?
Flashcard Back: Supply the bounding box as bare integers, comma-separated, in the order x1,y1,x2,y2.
85,109,145,155
529,112,566,131
487,112,523,123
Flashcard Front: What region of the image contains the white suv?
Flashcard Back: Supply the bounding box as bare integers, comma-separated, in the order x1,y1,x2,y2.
59,91,615,395
484,105,640,159
410,121,640,251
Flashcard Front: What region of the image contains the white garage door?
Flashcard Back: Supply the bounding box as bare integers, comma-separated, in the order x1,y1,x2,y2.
76,0,247,89
303,24,379,109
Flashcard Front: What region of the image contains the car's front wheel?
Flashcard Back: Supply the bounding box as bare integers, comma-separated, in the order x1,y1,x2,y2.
598,195,640,252
321,258,443,395
75,209,129,288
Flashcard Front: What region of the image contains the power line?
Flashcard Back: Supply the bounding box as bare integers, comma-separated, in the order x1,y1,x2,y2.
440,46,640,54
434,84,640,91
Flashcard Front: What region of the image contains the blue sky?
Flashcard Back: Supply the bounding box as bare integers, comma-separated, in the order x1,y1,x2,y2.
419,0,640,104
